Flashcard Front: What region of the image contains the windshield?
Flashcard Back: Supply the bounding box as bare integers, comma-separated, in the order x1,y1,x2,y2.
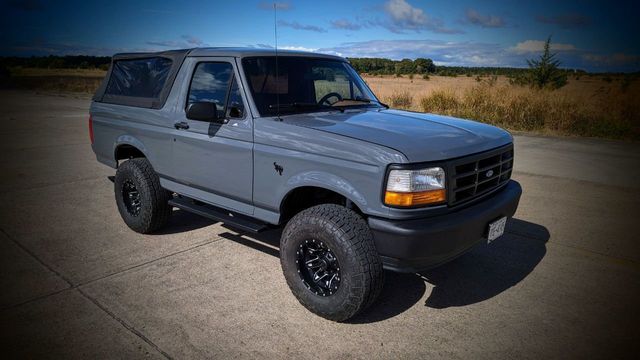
242,56,382,116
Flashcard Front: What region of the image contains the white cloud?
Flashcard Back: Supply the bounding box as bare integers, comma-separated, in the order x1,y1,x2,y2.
146,34,208,48
465,9,506,28
320,39,508,66
280,46,318,52
331,19,362,31
381,0,462,34
181,35,204,46
384,0,427,29
318,39,640,71
278,20,327,33
511,40,577,54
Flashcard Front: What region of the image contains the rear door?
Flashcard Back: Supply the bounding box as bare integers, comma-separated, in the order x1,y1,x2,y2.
169,57,253,214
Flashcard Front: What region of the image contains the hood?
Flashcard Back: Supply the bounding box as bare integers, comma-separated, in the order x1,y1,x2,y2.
282,108,513,162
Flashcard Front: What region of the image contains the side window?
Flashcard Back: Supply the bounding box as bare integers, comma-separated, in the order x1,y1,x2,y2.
225,77,245,118
187,62,233,119
106,57,172,98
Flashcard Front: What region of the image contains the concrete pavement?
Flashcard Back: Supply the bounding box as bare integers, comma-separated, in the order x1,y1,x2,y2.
1,91,638,359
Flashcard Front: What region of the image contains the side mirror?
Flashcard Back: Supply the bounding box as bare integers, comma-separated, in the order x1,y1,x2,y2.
186,102,218,122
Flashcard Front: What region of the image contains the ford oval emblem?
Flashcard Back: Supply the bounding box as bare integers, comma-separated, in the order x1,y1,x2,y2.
485,170,494,178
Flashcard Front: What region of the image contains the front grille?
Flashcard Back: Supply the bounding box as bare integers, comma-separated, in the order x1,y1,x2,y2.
448,145,513,206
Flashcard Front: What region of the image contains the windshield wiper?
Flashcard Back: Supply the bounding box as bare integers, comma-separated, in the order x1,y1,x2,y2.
335,98,389,109
339,98,370,103
268,102,343,113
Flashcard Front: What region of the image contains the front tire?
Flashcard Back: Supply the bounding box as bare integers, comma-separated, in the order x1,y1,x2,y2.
114,158,172,234
280,204,384,321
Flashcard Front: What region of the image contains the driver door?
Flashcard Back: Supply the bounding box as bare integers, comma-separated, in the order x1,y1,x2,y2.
170,57,253,215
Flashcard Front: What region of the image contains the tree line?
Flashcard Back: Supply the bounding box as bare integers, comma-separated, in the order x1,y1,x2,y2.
0,54,591,78
348,56,586,78
347,57,436,75
0,55,111,70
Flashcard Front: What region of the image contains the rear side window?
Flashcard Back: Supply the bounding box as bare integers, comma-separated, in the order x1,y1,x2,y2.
105,57,172,98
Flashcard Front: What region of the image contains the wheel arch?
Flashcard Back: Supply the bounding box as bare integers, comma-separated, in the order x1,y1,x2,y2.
113,136,148,166
278,171,369,224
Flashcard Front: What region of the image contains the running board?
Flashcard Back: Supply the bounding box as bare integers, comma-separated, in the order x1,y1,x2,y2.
168,197,268,234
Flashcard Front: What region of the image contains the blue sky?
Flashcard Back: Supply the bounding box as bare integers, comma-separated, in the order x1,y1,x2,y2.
1,0,638,72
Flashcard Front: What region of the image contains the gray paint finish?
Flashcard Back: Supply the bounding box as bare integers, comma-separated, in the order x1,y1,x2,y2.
284,109,512,162
90,47,513,224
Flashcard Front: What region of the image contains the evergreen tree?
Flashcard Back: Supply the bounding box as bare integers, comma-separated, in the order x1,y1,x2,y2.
526,36,567,89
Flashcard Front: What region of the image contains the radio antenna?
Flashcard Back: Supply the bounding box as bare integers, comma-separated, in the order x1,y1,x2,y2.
273,3,281,120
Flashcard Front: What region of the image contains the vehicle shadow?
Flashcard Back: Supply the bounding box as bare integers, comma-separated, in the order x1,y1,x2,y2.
218,228,282,258
217,218,549,324
154,209,216,235
350,218,549,323
419,218,549,309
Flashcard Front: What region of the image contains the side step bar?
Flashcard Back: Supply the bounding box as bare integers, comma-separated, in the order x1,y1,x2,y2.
168,196,269,234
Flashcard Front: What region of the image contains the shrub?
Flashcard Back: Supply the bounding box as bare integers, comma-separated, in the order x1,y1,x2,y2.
389,91,413,109
422,74,430,80
420,90,459,114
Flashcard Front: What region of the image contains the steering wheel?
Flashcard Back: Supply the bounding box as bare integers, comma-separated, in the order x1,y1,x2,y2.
318,92,343,106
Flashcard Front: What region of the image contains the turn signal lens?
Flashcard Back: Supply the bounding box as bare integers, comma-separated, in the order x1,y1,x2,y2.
384,166,446,206
384,189,446,207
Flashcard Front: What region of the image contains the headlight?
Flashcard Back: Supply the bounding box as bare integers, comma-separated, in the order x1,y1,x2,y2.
384,167,446,207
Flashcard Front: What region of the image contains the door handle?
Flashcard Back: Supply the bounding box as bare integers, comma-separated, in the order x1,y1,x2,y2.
174,121,189,130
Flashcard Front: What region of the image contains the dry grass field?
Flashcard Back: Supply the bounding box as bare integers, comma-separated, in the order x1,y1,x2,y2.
1,68,637,140
364,74,640,140
1,68,105,93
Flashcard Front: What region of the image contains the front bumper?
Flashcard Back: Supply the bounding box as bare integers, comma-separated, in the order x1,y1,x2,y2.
369,180,522,273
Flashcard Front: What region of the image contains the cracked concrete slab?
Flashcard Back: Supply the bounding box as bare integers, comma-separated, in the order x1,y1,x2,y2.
0,289,165,359
0,231,69,308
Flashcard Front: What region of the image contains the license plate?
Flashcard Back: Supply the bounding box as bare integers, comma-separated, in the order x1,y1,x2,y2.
487,217,507,243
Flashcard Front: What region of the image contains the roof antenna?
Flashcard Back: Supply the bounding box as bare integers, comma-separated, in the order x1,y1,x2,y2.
273,2,281,121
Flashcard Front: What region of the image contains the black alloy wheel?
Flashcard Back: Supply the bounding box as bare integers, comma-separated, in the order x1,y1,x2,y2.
296,239,341,296
121,179,142,216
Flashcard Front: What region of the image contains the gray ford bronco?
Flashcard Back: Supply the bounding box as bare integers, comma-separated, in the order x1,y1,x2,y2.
90,48,522,321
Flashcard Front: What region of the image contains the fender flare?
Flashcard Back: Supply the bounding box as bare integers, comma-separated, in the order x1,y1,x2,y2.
113,135,149,164
279,170,369,213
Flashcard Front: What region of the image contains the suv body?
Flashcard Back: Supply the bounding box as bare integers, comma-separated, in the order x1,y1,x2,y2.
91,48,521,320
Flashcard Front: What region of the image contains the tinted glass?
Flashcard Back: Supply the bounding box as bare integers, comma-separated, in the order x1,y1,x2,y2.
187,62,233,119
312,63,364,102
242,56,379,116
105,57,172,98
226,77,245,118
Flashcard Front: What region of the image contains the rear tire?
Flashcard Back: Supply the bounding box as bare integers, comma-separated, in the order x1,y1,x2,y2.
114,158,172,234
280,204,384,321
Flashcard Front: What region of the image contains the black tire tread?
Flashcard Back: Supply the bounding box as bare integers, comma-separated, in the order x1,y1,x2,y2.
115,158,171,233
281,204,383,321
